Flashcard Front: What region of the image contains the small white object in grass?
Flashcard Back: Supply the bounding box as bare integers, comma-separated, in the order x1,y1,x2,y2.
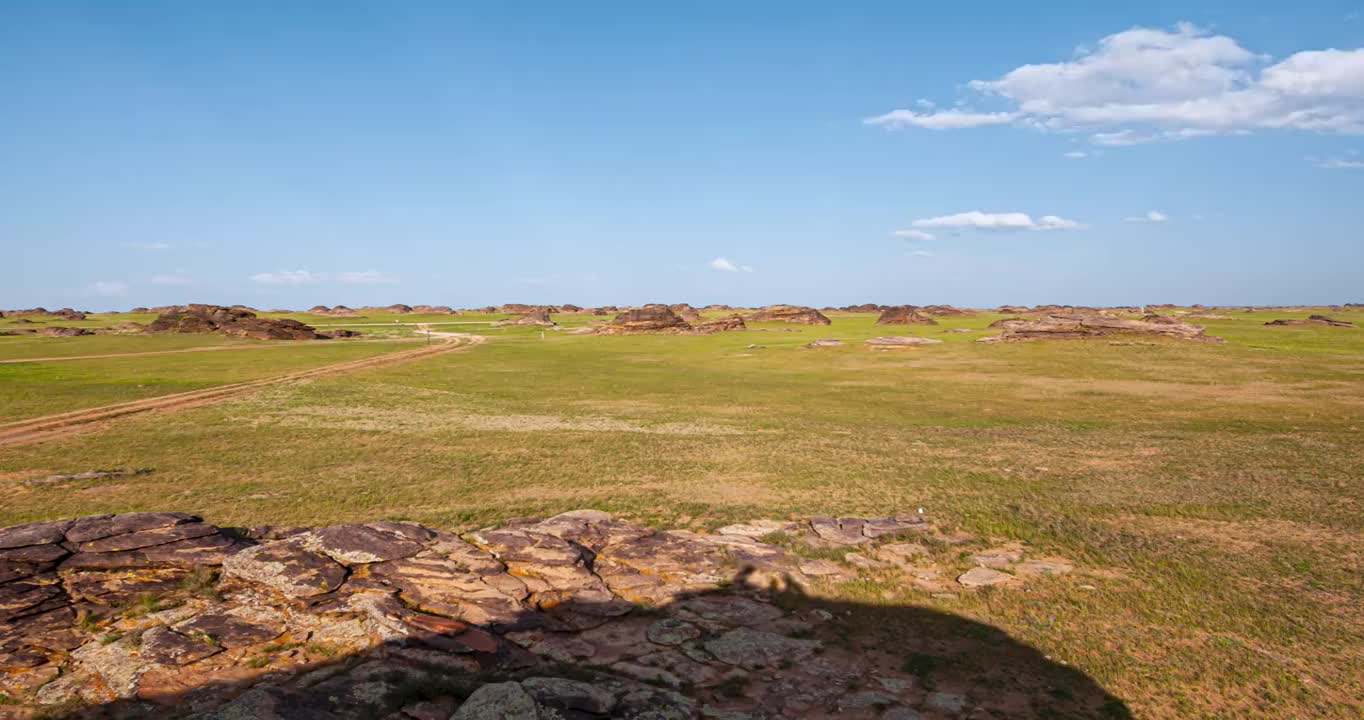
917,507,924,514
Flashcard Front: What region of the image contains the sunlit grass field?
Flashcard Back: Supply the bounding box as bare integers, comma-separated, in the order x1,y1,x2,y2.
1,306,1362,718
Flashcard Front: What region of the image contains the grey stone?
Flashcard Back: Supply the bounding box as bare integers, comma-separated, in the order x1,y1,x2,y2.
521,676,616,714
703,628,820,669
451,682,539,720
647,618,702,646
926,691,967,714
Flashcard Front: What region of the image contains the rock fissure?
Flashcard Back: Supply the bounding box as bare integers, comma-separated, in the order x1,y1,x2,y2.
0,510,1087,719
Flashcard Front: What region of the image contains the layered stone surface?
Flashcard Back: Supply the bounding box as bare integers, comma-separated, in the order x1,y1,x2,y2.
0,510,1081,719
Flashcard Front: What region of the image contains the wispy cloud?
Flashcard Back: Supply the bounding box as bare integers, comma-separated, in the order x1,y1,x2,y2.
250,270,323,285
1063,150,1090,159
337,270,398,285
1124,210,1170,223
893,230,935,241
249,270,398,285
709,257,755,273
1309,153,1364,169
123,242,171,251
911,211,1086,232
865,109,1017,130
906,249,935,258
150,273,193,286
85,280,129,297
868,23,1364,146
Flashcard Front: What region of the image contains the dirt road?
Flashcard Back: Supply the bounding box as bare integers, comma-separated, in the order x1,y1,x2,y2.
0,333,485,448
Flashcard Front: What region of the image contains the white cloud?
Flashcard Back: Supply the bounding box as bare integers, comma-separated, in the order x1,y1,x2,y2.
1063,150,1090,158
123,242,171,251
85,280,129,297
248,269,399,285
250,270,323,285
150,273,192,285
337,270,398,285
708,257,755,273
1124,210,1170,222
1311,155,1364,168
870,23,1364,145
864,109,1017,129
893,229,935,241
910,211,1086,232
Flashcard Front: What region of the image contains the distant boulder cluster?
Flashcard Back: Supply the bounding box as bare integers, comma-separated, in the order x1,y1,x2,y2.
4,301,1357,344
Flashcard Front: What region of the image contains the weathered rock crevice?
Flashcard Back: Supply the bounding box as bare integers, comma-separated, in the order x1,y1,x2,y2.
0,510,1092,719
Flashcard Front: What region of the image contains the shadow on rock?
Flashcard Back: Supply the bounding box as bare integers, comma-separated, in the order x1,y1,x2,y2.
0,511,1132,719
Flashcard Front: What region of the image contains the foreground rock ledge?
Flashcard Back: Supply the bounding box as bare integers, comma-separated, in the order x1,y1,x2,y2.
0,510,1078,719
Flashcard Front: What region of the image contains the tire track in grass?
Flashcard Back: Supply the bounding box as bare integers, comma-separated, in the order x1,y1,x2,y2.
0,333,486,448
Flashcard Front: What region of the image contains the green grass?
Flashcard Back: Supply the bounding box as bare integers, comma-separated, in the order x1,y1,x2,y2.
0,337,421,421
0,307,1361,718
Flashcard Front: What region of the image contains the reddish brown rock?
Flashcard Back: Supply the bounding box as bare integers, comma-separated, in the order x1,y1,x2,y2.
493,309,556,327
980,314,1223,342
922,304,973,316
692,315,746,333
220,537,348,598
147,305,324,340
37,326,93,337
745,305,831,325
602,306,691,333
1265,315,1356,327
875,306,939,325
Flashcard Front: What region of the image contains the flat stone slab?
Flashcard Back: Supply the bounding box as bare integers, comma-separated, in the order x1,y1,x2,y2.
220,537,348,598
176,613,281,648
0,520,74,549
0,509,1082,718
704,627,821,669
302,524,427,565
77,522,219,553
958,567,1014,587
140,626,222,665
65,513,200,544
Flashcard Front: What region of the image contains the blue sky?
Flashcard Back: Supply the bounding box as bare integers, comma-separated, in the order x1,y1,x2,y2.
2,1,1361,309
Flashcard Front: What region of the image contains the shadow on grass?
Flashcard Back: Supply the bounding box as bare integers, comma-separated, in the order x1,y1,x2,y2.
45,567,1131,720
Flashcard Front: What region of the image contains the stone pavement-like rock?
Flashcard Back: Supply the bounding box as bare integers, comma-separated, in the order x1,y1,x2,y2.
0,509,1087,719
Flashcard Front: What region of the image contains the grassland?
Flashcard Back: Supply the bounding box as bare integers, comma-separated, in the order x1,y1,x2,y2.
2,307,1362,718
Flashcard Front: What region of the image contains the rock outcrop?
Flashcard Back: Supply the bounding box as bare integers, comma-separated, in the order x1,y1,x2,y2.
866,336,943,346
1264,315,1356,328
602,306,691,333
875,306,939,325
37,326,94,337
980,314,1223,343
922,305,973,316
745,305,832,325
0,509,1090,718
693,315,747,334
493,309,556,327
147,305,325,340
4,307,87,320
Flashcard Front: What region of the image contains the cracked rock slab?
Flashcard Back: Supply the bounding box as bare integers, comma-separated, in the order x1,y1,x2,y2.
220,537,347,598
302,524,427,565
704,627,820,669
